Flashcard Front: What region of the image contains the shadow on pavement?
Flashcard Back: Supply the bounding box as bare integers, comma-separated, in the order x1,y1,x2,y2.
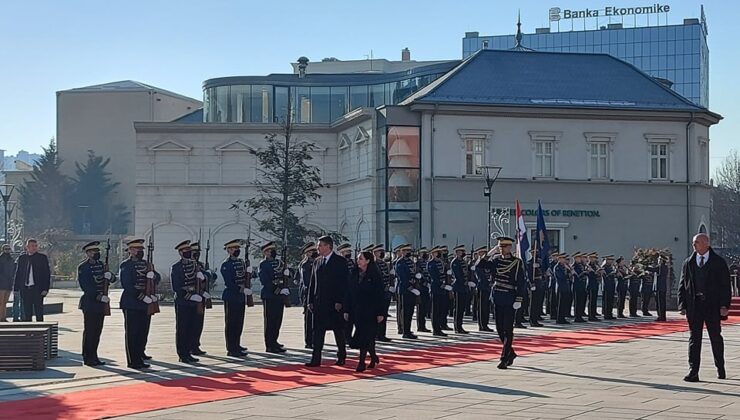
389,372,548,398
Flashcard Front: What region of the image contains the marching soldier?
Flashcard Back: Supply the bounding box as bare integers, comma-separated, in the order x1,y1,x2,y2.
259,241,289,353
554,253,571,324
572,252,588,323
527,251,545,327
586,253,602,321
481,237,526,369
337,243,357,347
473,246,493,331
395,244,419,339
615,256,629,318
170,240,203,364
416,247,432,333
450,245,471,334
628,260,643,317
221,239,253,357
298,242,318,348
373,244,394,342
641,260,655,317
190,241,215,356
77,241,115,366
119,238,160,370
602,255,617,320
428,246,451,336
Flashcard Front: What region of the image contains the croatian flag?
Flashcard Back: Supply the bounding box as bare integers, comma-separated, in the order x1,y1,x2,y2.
515,200,530,261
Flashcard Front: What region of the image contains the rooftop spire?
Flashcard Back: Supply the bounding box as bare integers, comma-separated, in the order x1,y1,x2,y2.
510,10,533,52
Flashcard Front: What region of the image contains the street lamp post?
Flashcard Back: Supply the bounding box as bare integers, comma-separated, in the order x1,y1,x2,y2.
482,166,502,249
0,184,15,244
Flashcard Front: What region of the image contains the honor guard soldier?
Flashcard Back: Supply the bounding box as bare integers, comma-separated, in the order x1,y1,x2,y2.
298,242,318,348
641,259,655,317
527,249,545,327
373,244,394,342
119,238,161,370
391,245,404,335
472,246,493,331
395,244,419,339
653,254,670,321
553,253,571,324
547,252,559,320
428,246,451,336
572,252,589,323
601,255,617,319
450,245,472,334
259,241,289,353
190,242,215,356
628,260,643,317
336,243,357,347
482,237,526,369
77,241,115,366
221,239,253,357
415,247,432,333
615,256,629,318
170,240,203,364
586,253,602,321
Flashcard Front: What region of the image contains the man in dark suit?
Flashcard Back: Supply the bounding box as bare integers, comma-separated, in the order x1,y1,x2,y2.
305,235,348,367
14,239,51,322
678,233,731,382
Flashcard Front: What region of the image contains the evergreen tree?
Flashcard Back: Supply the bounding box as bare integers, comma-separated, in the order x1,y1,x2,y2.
70,150,130,234
18,139,72,235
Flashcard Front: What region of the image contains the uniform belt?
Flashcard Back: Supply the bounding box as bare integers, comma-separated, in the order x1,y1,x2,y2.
493,282,515,290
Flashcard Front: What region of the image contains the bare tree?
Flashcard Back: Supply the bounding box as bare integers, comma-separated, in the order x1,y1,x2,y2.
711,150,740,248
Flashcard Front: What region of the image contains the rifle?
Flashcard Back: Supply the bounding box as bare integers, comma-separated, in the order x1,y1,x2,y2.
245,225,254,307
103,237,111,316
195,228,204,315
146,224,160,315
204,228,213,309
280,228,291,308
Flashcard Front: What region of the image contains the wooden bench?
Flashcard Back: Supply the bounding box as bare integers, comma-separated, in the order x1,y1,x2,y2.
0,328,47,371
0,322,58,359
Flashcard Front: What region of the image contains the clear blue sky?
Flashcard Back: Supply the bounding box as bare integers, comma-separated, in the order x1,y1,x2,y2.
1,0,736,174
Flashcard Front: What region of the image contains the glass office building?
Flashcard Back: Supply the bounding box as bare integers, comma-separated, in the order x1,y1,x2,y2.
463,18,709,107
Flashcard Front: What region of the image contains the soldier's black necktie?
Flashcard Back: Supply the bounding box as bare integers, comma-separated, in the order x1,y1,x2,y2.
699,256,704,268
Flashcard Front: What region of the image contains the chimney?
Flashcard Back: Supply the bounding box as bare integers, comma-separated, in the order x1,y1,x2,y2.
297,56,309,78
401,48,411,62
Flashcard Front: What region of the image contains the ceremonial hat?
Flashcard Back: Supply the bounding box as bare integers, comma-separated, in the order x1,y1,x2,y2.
301,242,317,254
190,242,201,251
603,254,615,260
337,243,352,254
453,244,466,252
439,245,449,252
558,253,569,259
373,244,385,252
572,252,582,258
174,240,191,251
127,238,146,249
429,246,440,254
417,247,428,254
224,239,242,249
496,236,515,246
261,241,276,252
362,243,375,253
82,241,100,252
475,246,488,254
616,256,624,263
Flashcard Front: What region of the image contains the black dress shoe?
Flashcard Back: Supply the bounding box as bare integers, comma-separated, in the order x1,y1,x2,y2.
276,343,285,348
718,368,727,379
643,312,653,317
507,354,517,366
239,346,248,351
574,318,586,323
227,351,247,358
129,363,150,370
455,329,469,334
377,336,392,342
142,354,152,360
479,327,494,332
530,322,544,327
335,359,346,366
617,314,626,319
497,361,508,369
556,320,570,325
588,317,601,321
304,361,321,367
84,360,105,367
441,325,452,331
179,357,199,364
432,331,448,337
683,372,700,382
266,347,286,354
402,333,418,339
191,349,207,356
604,316,615,320
304,344,313,349
514,323,528,329
355,363,366,373
418,328,431,333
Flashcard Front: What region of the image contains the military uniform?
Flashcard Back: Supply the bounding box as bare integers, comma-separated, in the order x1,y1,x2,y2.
640,265,655,316
77,241,115,366
528,258,546,327
190,241,216,356
119,238,161,369
653,259,670,321
170,240,203,363
572,254,588,322
395,245,419,339
298,243,317,348
373,245,394,342
473,247,493,331
547,255,558,320
601,256,617,319
628,263,643,317
259,241,288,353
615,258,629,318
554,255,572,324
428,247,450,336
416,248,432,332
450,245,471,334
586,254,602,320
220,239,252,357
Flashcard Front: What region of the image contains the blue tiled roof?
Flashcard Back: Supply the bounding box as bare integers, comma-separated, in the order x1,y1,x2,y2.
172,108,203,123
405,50,707,112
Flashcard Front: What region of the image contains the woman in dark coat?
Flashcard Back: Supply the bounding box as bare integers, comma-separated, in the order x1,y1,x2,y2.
344,251,385,372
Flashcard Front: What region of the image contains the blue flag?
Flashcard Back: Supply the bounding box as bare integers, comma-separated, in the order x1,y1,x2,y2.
536,200,550,267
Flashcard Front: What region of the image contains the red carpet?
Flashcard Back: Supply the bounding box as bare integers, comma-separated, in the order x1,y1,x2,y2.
0,319,732,419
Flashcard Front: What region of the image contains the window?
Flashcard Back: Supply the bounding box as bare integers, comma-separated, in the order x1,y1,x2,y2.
650,143,669,180
465,139,485,176
534,141,554,177
590,143,609,179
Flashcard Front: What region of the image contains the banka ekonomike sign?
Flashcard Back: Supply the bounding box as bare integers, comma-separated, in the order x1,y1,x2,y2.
549,4,670,20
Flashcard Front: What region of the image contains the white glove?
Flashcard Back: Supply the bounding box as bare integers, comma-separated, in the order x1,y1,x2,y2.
513,302,522,310
146,271,155,279
411,288,421,296
283,269,290,276
446,269,452,275
388,285,396,293
466,281,476,288
444,285,453,291
103,271,113,280
150,295,159,302
390,269,396,275
196,272,205,280
247,266,253,273
244,288,253,296
143,296,153,304
531,286,536,291
471,265,476,271
189,294,203,302
280,288,290,296
203,292,211,299
100,295,110,303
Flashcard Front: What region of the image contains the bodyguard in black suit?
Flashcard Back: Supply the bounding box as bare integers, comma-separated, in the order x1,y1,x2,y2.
679,234,731,382
77,241,115,366
14,239,51,322
305,235,348,367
